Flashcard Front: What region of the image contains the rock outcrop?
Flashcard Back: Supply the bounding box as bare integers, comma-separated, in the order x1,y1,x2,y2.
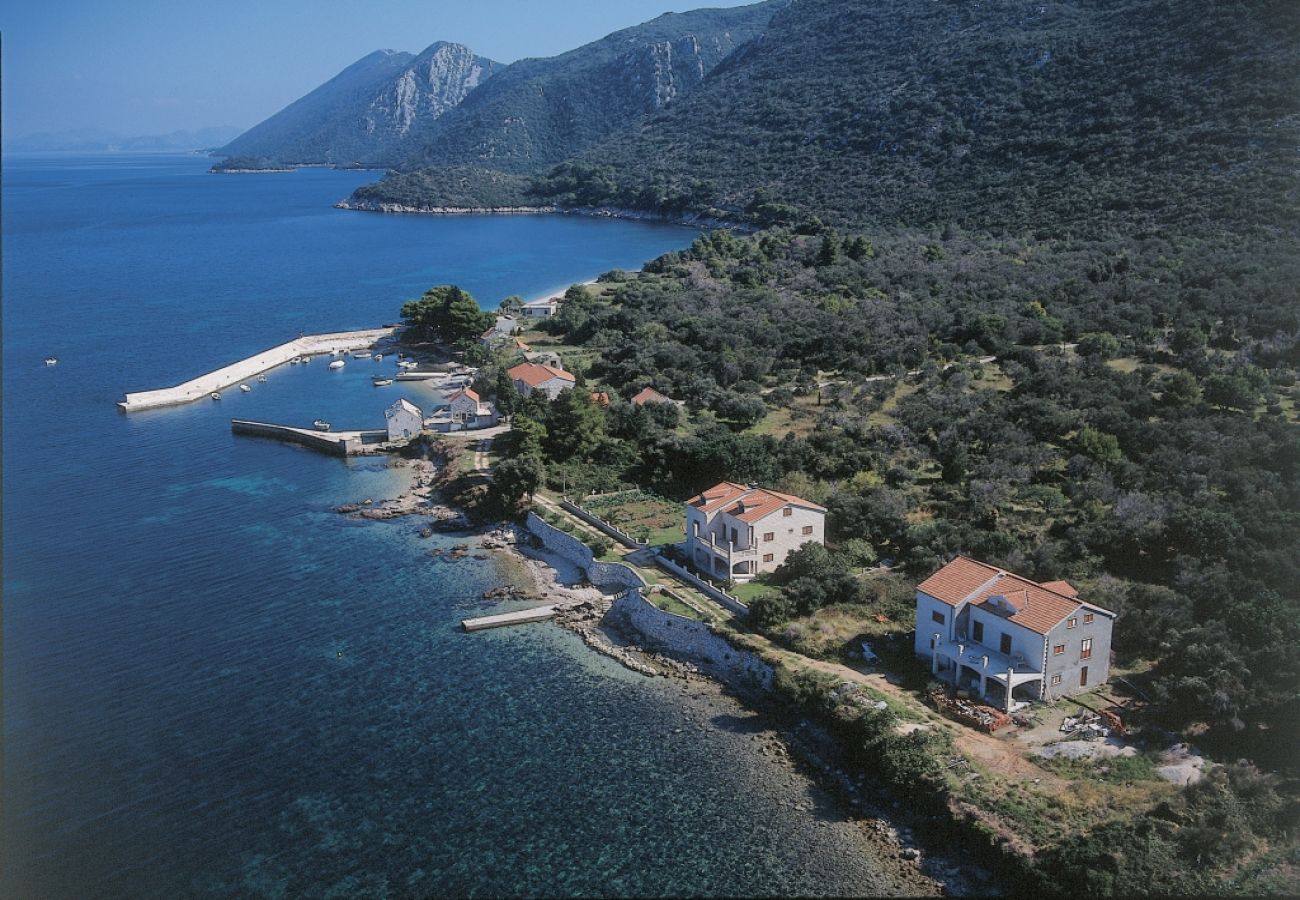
215,43,499,166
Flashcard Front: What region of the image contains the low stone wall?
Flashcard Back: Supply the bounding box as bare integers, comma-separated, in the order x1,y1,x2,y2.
606,591,772,690
559,499,647,549
654,556,748,617
525,512,645,591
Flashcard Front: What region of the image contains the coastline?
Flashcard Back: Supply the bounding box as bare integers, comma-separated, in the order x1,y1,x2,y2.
334,198,755,232
322,445,994,895
472,521,987,896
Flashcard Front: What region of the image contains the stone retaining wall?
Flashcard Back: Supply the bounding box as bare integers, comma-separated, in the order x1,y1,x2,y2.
559,499,647,549
606,591,773,690
655,556,748,617
525,512,645,591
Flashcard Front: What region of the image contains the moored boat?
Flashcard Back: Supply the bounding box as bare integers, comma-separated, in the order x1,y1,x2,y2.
351,350,371,359
257,374,268,383
44,357,58,365
240,384,252,392
328,360,346,370
313,420,331,431
210,392,221,400
372,377,393,386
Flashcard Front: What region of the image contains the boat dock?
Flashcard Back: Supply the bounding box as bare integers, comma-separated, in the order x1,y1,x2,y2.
118,327,397,412
461,605,563,632
230,419,388,456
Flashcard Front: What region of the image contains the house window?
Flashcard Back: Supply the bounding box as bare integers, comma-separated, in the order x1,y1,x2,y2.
1067,617,1077,629
932,611,945,625
762,553,774,563
1051,673,1062,686
1080,665,1089,687
1000,633,1012,655
802,525,813,535
783,507,793,517
730,528,738,545
1084,613,1094,624
763,532,774,542
1081,638,1092,660
1053,643,1065,655
972,621,984,643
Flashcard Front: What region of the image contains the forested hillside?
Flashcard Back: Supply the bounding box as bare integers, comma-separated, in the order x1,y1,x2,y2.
535,0,1299,235
394,2,780,175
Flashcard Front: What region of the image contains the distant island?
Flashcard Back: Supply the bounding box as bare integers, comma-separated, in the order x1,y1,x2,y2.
5,124,243,153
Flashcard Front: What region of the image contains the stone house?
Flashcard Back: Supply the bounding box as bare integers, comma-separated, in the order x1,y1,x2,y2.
479,316,519,347
914,556,1116,711
684,481,826,583
384,397,423,441
426,387,498,432
508,362,576,400
630,387,678,406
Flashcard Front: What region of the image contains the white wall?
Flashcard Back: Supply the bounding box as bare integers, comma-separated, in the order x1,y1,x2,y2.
914,592,957,656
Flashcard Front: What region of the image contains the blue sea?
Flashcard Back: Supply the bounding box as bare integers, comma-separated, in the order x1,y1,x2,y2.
3,153,907,897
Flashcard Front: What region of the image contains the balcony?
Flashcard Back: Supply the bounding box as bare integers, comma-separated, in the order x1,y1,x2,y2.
694,533,757,558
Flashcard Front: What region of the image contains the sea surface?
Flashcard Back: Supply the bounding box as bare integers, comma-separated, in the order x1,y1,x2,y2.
3,153,906,897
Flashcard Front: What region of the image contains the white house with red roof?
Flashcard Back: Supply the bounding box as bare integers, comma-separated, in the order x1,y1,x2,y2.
685,481,826,582
508,362,576,400
915,556,1116,711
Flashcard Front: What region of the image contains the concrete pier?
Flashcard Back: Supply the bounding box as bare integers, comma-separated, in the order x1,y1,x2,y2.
118,327,397,411
462,605,561,632
230,419,388,456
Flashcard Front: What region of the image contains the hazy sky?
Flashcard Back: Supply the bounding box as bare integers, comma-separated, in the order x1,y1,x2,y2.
2,0,757,138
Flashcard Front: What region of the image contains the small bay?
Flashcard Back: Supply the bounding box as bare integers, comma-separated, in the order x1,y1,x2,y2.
3,153,908,897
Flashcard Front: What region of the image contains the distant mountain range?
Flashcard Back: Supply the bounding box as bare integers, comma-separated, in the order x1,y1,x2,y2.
216,44,500,166
211,2,779,170
6,126,243,153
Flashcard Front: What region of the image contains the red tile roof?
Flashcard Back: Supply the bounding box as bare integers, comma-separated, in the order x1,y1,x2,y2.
1041,580,1079,598
631,387,673,406
447,387,479,403
689,481,826,523
919,556,1109,635
690,481,751,513
508,362,575,388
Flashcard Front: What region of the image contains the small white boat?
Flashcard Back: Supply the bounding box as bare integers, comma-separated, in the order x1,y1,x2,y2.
301,355,311,363
351,350,371,359
288,357,300,365
328,360,346,370
210,392,221,400
257,374,268,383
374,354,383,361
397,360,419,369
240,384,252,393
372,377,393,386
44,357,58,366
313,420,331,432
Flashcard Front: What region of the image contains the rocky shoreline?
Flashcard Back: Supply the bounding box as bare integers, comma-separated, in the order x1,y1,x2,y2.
334,198,754,232
346,457,986,895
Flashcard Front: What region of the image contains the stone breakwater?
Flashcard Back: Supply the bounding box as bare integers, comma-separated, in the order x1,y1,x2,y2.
119,327,396,411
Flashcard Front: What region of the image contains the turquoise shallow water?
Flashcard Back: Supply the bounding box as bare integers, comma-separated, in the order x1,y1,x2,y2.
3,153,904,897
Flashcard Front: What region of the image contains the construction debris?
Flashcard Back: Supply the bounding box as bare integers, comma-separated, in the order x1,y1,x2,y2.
928,689,1011,733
